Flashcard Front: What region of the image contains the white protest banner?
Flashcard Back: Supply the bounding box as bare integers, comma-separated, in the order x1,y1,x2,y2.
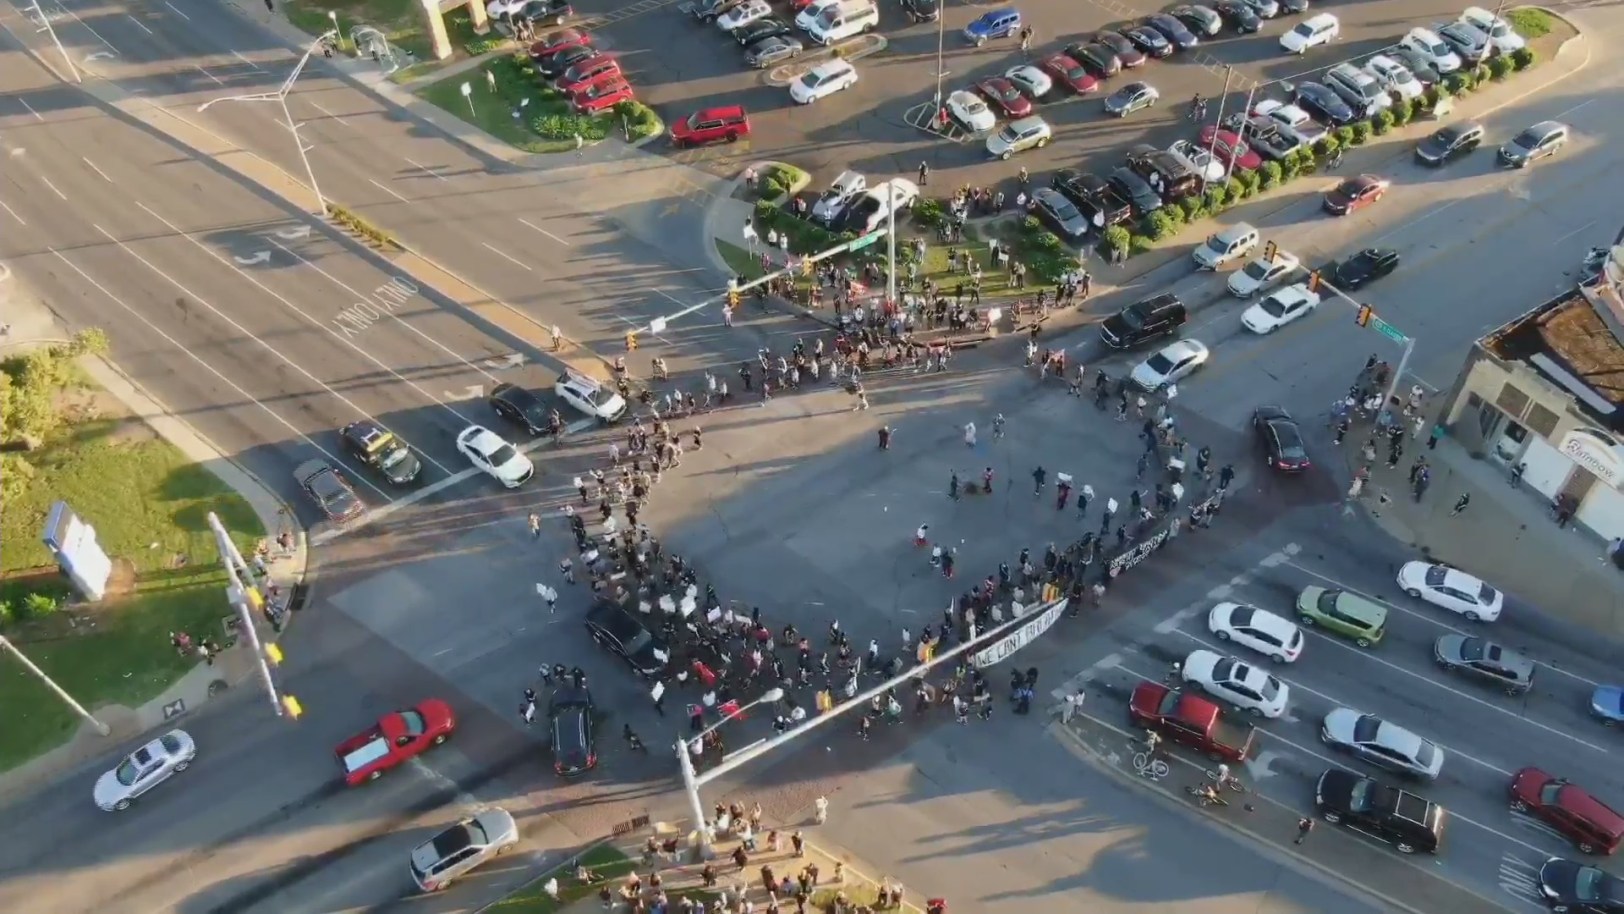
972,599,1067,668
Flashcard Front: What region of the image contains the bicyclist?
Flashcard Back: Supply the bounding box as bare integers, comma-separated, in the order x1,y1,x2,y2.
1143,730,1162,755
1211,763,1237,791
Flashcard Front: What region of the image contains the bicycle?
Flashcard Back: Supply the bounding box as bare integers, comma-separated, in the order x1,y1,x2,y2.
1203,768,1246,793
1132,751,1170,780
1185,784,1228,807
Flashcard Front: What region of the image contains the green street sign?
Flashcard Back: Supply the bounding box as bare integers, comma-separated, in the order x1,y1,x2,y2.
848,230,885,252
1371,316,1407,343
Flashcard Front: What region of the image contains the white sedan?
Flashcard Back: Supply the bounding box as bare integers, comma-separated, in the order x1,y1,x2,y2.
1131,339,1208,390
1397,561,1504,621
1208,602,1304,663
94,730,196,811
1228,249,1300,297
1004,64,1053,98
716,0,771,31
1182,649,1291,718
1241,282,1320,334
456,425,534,488
946,90,997,133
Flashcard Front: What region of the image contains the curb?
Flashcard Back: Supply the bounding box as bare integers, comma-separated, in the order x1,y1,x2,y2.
764,34,888,88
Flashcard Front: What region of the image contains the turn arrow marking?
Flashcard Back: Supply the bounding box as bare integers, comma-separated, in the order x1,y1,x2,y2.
233,251,271,266
1242,748,1281,781
482,353,525,370
274,225,312,240
85,52,116,62
443,385,484,400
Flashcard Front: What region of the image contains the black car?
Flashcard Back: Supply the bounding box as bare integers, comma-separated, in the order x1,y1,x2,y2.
549,685,597,776
295,459,364,523
1063,41,1120,77
1215,0,1261,33
731,17,790,46
1415,122,1485,166
1315,769,1445,855
1146,14,1200,50
1051,169,1132,229
1294,82,1357,126
691,0,744,21
1538,858,1624,914
489,382,555,436
1031,188,1090,241
340,420,422,486
1393,48,1442,86
1107,166,1163,216
1094,29,1146,66
1124,24,1173,57
900,0,939,22
1333,247,1400,290
518,0,572,26
535,45,596,80
584,601,668,678
1279,0,1309,11
835,195,884,234
1100,293,1187,349
1254,406,1309,472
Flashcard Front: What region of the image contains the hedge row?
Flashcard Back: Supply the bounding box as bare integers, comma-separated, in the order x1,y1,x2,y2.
327,203,398,248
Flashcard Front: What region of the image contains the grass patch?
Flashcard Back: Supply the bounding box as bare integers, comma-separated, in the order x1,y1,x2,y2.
0,412,264,772
417,53,661,152
286,0,509,77
755,163,809,201
487,844,636,913
717,239,769,282
1506,7,1554,39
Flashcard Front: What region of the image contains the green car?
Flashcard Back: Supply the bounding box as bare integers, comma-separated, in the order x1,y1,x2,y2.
1295,586,1388,647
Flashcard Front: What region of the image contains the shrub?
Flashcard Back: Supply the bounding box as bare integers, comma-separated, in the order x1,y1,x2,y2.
1102,225,1131,256
1486,55,1512,81
1369,109,1393,135
464,36,504,56
1029,229,1064,252
1259,160,1283,189
0,599,11,630
1334,125,1356,148
1204,181,1229,210
753,199,778,226
1314,135,1341,159
615,101,662,141
1349,121,1373,145
1224,177,1247,202
1129,234,1155,254
1390,97,1413,126
1510,47,1536,71
760,177,787,200
1144,210,1179,241
913,198,945,228
1238,169,1262,196
18,591,60,622
1178,196,1205,223
1443,72,1469,95
1506,7,1554,38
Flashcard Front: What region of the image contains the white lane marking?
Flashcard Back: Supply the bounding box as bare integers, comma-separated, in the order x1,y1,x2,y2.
1551,220,1595,247
368,178,409,203
57,6,119,53
518,217,570,246
1284,561,1603,687
1166,625,1515,777
48,246,389,498
481,242,532,271
405,158,447,182
194,64,225,87
310,102,349,127
125,13,153,34
1554,97,1596,119
231,50,264,71
0,199,24,225
19,98,42,121
163,0,190,20
88,221,449,483
133,202,474,464
1101,658,1560,859
40,177,67,201
82,157,112,182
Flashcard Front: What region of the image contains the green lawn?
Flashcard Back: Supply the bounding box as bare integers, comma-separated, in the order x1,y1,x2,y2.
0,416,264,772
487,844,636,913
1505,7,1554,39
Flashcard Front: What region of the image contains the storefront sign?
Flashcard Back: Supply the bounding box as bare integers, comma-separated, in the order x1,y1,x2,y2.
1560,429,1624,489
972,599,1066,668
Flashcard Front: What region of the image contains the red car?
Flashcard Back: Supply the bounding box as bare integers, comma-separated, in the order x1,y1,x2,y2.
1323,174,1390,216
669,105,751,147
975,76,1031,118
573,76,634,114
1510,767,1624,855
1198,126,1262,172
556,56,620,94
336,699,455,785
528,28,592,61
1040,53,1099,94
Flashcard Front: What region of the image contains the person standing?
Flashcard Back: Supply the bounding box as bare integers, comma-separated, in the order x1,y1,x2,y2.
527,512,542,539
814,795,829,824
878,425,892,450
539,583,558,613
917,161,930,186
1078,483,1093,517
1032,465,1047,495
1295,817,1314,845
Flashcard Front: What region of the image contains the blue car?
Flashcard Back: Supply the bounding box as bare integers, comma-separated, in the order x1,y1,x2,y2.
1593,685,1624,725
964,8,1021,46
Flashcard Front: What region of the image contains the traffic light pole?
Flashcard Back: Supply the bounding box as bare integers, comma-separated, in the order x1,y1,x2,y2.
207,512,289,719
1316,273,1417,420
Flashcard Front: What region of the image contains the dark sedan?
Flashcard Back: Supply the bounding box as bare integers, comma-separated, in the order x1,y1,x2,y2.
535,45,596,79
1124,24,1173,57
295,459,364,523
1538,858,1624,913
584,600,669,678
1064,41,1120,78
1295,81,1357,126
900,0,939,21
1146,14,1200,50
1031,187,1090,241
1215,0,1261,32
549,685,598,776
744,35,802,68
1095,29,1146,66
1052,168,1132,228
489,382,554,436
1108,167,1163,216
1415,122,1484,165
1254,406,1309,472
1323,174,1389,216
518,0,572,26
1394,48,1442,85
340,420,422,486
1333,248,1399,290
732,17,790,46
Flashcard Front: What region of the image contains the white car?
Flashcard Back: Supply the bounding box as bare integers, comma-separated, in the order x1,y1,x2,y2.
1401,27,1461,73
456,425,534,488
1182,649,1290,718
1242,282,1320,333
810,170,866,224
1396,561,1505,621
716,0,771,31
946,89,997,132
1460,5,1525,53
94,730,196,811
1253,100,1327,146
1168,139,1227,183
795,0,839,30
486,0,527,17
1320,709,1445,780
1280,12,1338,54
1364,54,1423,101
554,371,627,422
1131,339,1208,390
789,59,858,104
1227,249,1300,297
1004,64,1053,98
844,178,920,232
1208,602,1304,663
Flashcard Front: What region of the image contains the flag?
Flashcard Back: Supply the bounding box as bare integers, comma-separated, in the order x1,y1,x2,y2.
719,699,744,721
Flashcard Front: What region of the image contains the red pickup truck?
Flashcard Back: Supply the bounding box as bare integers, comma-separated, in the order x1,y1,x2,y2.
335,699,456,785
1129,681,1255,763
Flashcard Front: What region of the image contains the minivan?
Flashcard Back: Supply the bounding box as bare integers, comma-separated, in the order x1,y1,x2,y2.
1325,63,1390,117
806,0,877,45
1100,293,1187,349
1193,223,1260,270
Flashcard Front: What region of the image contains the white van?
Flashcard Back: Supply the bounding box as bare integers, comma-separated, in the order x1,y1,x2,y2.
806,0,878,46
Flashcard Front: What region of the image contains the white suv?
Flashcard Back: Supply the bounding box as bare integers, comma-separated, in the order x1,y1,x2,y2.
789,60,858,104
1280,13,1338,54
1401,27,1462,73
555,371,627,422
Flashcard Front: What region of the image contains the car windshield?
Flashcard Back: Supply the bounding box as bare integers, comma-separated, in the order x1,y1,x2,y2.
464,820,490,846
1259,296,1291,317
1256,676,1282,702
378,445,411,470
1413,741,1438,769
1290,23,1313,38
798,72,822,90
1352,715,1381,743
1145,352,1175,374
1511,129,1540,149
1229,605,1255,627
400,710,427,736
1316,591,1344,615
1573,867,1606,900
1241,260,1272,280
488,443,519,466
114,759,142,786
1479,583,1499,603
1049,197,1080,220
1117,307,1146,330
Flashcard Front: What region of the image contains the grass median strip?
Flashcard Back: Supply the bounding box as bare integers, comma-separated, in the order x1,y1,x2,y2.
486,844,635,913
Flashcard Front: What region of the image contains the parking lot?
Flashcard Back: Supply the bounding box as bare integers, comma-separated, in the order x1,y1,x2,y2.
1051,545,1624,911
601,0,1491,192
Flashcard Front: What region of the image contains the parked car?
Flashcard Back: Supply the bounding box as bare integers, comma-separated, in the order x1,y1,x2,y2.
1401,27,1461,73
1030,187,1090,241
835,178,919,233
1228,248,1300,297
985,116,1051,159
1214,0,1261,33
1105,81,1159,117
1243,284,1320,334
517,0,571,23
1460,5,1525,54
1415,121,1485,165
1437,20,1492,64
964,8,1021,45
1052,169,1133,229
1500,120,1569,167
1323,174,1389,216
1294,81,1357,125
1253,405,1310,471
691,0,746,21
1280,12,1337,53
731,15,791,45
556,56,620,93
670,105,751,145
1004,64,1053,98
527,28,591,60
1170,4,1223,37
1146,14,1200,50
1130,338,1208,390
572,76,634,114
946,89,997,132
1198,126,1261,171
1295,585,1387,647
295,459,364,523
1094,29,1146,67
1393,47,1444,85
1169,139,1228,182
534,44,596,79
1106,166,1163,216
1181,648,1290,718
744,34,803,67
410,809,520,892
716,0,773,32
1364,54,1423,100
1124,24,1173,57
1510,767,1624,854
94,730,196,811
1321,709,1445,779
1040,53,1100,94
789,59,859,104
1397,562,1504,621
1325,62,1391,117
1315,769,1446,854
1063,41,1120,78
1237,0,1279,16
1207,601,1304,663
900,0,939,22
977,75,1032,117
1434,635,1535,695
810,170,866,224
1333,247,1400,289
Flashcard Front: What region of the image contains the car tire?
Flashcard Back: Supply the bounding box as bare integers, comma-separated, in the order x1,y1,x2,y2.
1248,706,1265,718
114,798,131,811
433,733,449,745
1355,637,1371,648
1405,587,1422,598
1437,660,1455,671
1214,629,1231,641
1037,137,1050,148
726,131,739,142
1579,841,1597,854
1511,799,1528,812
1271,653,1288,664
175,760,190,772
1463,611,1480,622
1000,150,1012,160
1298,614,1315,627
1395,841,1416,855
369,769,383,781
1321,810,1341,824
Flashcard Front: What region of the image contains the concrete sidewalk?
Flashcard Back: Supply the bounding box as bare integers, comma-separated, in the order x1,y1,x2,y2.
0,282,310,804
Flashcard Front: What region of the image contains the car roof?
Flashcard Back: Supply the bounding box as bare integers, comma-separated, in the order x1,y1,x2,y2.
460,426,504,452
493,382,542,405
1555,782,1624,831
1327,589,1388,622
694,104,746,119
1370,718,1425,755
295,459,334,482
810,59,853,77
1009,115,1047,132
1160,339,1207,360
1529,120,1567,135
1223,602,1296,636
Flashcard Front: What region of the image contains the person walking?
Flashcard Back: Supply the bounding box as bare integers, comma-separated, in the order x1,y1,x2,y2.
1295,817,1314,845
527,512,542,539
964,421,977,447
623,724,646,751
814,795,829,824
878,425,892,450
1450,493,1471,517
539,583,559,613
917,161,930,186
1078,483,1093,517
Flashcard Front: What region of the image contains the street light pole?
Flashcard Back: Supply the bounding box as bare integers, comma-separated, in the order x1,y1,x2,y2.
886,182,898,307
1203,66,1235,169
676,686,785,859
1225,83,1257,179
197,30,335,214
208,512,285,718
933,0,948,107
0,633,109,736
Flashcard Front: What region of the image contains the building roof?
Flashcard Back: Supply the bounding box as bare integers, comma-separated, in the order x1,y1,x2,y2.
1485,290,1624,420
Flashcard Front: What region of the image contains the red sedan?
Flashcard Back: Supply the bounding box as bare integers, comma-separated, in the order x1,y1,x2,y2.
556,56,620,94
335,699,456,786
1040,53,1099,94
975,76,1031,118
528,28,592,61
1198,126,1262,172
1323,174,1390,216
573,76,635,114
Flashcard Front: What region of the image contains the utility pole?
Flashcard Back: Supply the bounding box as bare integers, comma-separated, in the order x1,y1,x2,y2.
886,181,898,308
932,0,947,108
0,634,109,735
207,512,287,718
1226,83,1257,179
1203,65,1234,168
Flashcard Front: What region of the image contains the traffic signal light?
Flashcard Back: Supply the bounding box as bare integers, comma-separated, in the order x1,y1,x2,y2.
265,643,284,666
801,257,814,277
727,288,741,308
1263,240,1278,263
281,694,303,719
1307,270,1321,293
625,332,638,351
1356,304,1373,327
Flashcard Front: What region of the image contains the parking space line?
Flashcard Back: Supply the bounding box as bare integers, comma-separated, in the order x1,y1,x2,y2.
1284,560,1603,687
518,217,570,246
481,241,533,271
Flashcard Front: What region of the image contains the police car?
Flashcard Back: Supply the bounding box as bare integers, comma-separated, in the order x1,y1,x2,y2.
554,371,627,423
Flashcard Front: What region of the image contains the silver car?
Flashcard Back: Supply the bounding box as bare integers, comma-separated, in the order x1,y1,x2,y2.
744,35,802,68
1321,709,1444,780
1434,634,1535,695
93,730,197,811
410,808,520,892
985,116,1052,159
1499,121,1568,168
1131,339,1209,390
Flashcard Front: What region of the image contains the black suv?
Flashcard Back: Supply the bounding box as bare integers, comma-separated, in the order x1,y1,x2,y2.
1051,169,1132,229
549,685,597,777
1100,293,1186,349
1316,769,1445,855
489,383,554,437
